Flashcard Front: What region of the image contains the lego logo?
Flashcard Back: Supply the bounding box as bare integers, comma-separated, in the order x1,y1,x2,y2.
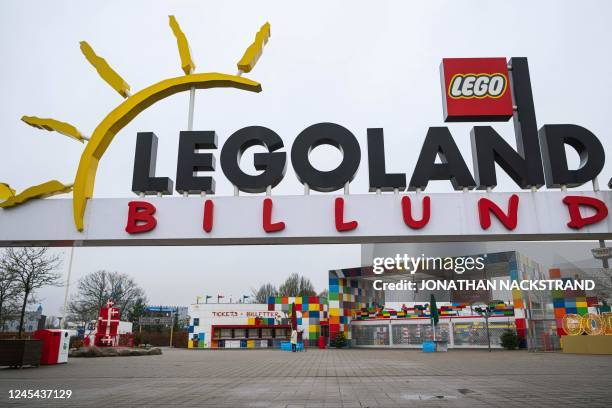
448,73,508,99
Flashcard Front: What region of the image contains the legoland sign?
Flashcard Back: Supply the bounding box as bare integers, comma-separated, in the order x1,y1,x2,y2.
0,17,610,246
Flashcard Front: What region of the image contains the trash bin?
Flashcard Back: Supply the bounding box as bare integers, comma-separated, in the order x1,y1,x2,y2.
435,340,448,352
34,329,70,365
422,340,436,352
422,340,447,352
318,336,326,349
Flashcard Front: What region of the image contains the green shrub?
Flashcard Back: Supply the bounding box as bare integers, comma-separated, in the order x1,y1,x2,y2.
500,329,518,350
331,331,348,348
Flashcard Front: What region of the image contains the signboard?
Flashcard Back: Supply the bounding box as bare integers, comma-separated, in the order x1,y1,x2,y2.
139,316,173,326
592,247,612,260
210,311,281,318
441,58,514,122
0,191,609,246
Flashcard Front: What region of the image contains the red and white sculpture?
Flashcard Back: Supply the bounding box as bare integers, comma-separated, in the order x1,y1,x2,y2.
94,299,121,347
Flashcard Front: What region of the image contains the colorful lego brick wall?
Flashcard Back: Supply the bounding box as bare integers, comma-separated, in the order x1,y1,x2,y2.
246,316,276,326
328,268,374,340
354,302,512,320
509,253,537,341
267,296,328,345
549,268,598,336
511,252,550,342
188,332,205,349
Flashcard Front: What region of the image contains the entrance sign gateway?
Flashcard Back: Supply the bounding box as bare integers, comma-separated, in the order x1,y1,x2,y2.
0,19,610,246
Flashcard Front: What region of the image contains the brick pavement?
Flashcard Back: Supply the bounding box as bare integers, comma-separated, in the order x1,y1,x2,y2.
0,348,610,407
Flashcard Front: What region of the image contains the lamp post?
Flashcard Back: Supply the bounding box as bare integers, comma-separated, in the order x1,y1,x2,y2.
169,309,175,348
475,306,493,352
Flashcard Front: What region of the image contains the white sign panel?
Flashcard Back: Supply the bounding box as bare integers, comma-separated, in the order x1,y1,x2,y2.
0,191,610,246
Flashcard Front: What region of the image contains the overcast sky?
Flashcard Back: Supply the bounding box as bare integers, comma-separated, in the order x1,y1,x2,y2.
1,1,610,317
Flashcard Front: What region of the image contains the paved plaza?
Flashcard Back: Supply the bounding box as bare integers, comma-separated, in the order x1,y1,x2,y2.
0,348,610,407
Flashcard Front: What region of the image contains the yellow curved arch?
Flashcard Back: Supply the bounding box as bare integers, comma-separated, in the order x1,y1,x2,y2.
73,72,261,231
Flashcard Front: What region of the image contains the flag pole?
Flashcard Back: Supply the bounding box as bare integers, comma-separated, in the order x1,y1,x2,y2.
432,316,436,341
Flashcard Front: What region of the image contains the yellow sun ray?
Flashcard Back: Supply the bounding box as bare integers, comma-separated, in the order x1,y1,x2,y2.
237,22,271,73
0,183,16,200
0,180,72,208
21,116,87,142
169,15,196,75
3,19,272,231
80,41,131,98
72,72,261,231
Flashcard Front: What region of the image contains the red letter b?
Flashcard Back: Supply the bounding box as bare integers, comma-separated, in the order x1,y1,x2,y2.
125,201,157,234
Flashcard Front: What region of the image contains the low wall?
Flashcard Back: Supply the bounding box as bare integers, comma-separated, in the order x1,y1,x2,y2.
561,335,612,355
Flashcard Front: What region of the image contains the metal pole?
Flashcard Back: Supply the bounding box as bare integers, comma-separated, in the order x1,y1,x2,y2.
599,240,609,269
187,86,195,131
432,317,436,341
183,85,195,200
61,246,75,329
592,177,609,269
169,312,174,348
485,314,491,352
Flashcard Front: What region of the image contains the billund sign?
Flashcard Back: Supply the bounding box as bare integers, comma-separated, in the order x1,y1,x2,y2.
0,19,610,246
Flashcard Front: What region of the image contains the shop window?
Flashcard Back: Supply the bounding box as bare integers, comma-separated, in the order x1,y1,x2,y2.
352,325,390,346
248,328,259,338
391,323,448,345
452,320,512,347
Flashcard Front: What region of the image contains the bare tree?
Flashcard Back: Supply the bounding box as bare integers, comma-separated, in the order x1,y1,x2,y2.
278,273,316,297
1,248,62,338
0,266,20,331
69,270,147,323
251,283,278,304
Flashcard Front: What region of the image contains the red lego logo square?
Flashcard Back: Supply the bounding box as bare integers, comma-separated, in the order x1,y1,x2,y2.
441,57,513,122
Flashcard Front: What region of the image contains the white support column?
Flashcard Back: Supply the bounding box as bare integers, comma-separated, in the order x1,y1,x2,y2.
592,177,600,192
187,86,196,131
61,246,75,329
183,84,196,199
